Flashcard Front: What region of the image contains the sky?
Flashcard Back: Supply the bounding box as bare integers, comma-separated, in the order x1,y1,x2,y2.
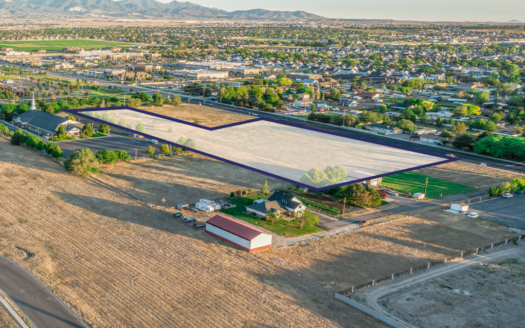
155,0,524,22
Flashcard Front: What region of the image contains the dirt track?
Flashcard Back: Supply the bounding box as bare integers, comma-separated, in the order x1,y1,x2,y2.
354,243,525,328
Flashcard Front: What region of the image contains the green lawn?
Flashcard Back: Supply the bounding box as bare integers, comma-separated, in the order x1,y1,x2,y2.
382,172,476,199
222,193,324,238
79,133,106,139
49,136,76,141
0,40,148,52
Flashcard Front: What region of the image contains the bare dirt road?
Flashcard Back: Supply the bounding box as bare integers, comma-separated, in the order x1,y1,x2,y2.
354,243,525,328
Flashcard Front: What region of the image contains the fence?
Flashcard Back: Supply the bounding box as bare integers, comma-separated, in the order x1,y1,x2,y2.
339,234,524,296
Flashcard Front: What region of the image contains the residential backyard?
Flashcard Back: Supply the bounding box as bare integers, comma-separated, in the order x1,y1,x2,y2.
383,171,476,199
222,193,324,238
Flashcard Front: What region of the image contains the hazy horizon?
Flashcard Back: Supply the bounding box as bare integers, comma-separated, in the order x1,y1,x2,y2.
153,0,524,22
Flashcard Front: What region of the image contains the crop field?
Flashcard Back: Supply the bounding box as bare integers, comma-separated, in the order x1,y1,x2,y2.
0,137,519,327
139,104,252,127
0,40,146,51
416,161,522,190
380,253,525,328
382,171,476,199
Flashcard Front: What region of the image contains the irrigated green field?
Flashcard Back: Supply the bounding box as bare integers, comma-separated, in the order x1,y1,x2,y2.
0,40,147,51
383,171,476,199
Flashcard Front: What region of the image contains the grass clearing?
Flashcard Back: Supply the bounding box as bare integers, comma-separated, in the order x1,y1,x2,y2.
0,40,147,51
383,171,476,199
139,104,252,127
222,194,324,238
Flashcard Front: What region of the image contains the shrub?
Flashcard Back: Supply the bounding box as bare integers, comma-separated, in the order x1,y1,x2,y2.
97,149,118,164
115,150,131,162
82,124,94,137
99,124,110,134
51,145,62,159
64,148,98,177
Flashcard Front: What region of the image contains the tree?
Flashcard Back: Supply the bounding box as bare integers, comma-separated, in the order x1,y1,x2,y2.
97,150,118,164
453,134,475,150
56,125,67,139
295,210,319,229
118,118,126,126
452,122,467,133
51,145,63,159
64,148,98,177
82,124,94,137
135,123,145,133
440,129,456,138
146,146,156,157
368,189,383,207
396,119,417,132
171,95,182,106
454,106,468,118
159,144,170,155
114,150,131,162
265,210,280,226
184,138,196,149
99,124,110,134
261,180,269,193
489,112,503,122
45,104,55,114
127,98,142,108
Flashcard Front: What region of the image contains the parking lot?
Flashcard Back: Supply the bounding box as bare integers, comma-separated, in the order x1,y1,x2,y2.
470,195,525,230
56,136,153,158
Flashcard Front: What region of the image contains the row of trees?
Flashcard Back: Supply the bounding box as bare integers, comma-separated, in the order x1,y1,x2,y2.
8,128,63,158
300,166,347,188
474,135,525,161
325,184,385,208
489,178,525,197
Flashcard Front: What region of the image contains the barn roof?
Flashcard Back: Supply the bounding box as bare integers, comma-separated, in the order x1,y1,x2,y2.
207,215,270,240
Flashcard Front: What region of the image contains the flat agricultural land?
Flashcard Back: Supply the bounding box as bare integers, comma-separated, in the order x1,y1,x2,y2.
0,40,147,51
139,104,252,127
416,161,522,190
0,136,520,327
380,253,525,328
382,171,475,199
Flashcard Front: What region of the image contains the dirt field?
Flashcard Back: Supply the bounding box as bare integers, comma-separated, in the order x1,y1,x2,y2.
416,161,522,190
0,138,385,328
0,300,19,328
258,210,520,294
139,104,252,127
381,252,525,327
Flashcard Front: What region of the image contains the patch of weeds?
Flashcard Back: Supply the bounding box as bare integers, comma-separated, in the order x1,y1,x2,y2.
498,258,519,266
439,285,453,290
17,218,27,224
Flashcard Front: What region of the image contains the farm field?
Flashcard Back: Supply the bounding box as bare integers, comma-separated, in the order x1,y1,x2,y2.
416,161,521,190
139,104,252,128
382,171,476,199
380,253,525,328
0,40,147,51
0,137,384,327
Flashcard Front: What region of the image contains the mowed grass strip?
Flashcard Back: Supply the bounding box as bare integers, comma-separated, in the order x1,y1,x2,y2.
383,171,476,199
223,194,323,238
0,40,147,51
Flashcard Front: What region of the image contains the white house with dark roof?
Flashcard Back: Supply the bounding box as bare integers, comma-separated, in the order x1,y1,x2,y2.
245,192,306,219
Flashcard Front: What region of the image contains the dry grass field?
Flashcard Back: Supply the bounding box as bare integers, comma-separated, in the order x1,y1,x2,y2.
139,104,252,127
0,301,19,328
0,136,520,328
259,210,520,294
0,138,385,328
416,161,522,190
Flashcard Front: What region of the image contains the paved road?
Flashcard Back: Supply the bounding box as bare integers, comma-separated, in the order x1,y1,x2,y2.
56,135,153,158
0,257,86,328
470,194,525,230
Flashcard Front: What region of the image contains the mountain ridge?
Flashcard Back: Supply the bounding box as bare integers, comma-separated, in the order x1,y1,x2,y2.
0,0,324,20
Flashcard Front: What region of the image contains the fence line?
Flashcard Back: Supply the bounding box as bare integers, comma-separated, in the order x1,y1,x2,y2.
339,234,525,296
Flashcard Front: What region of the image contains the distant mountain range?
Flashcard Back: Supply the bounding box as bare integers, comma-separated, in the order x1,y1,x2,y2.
0,0,325,20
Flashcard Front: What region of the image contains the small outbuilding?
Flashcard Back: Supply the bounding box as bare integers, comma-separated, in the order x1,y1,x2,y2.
451,203,469,213
177,204,189,210
413,193,425,200
205,215,272,252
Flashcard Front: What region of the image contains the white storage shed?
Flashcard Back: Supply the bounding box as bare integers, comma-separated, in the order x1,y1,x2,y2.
206,215,272,252
451,203,469,213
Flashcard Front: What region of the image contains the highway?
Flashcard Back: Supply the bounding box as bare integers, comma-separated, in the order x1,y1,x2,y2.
0,257,87,328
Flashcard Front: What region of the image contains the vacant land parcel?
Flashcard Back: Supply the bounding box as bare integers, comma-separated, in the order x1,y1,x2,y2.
0,138,386,327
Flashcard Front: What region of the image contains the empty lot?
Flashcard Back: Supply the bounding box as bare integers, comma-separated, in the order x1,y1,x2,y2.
470,195,525,230
56,136,152,158
0,137,520,327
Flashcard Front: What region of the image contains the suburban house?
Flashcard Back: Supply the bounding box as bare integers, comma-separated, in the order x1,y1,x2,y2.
245,192,306,219
12,111,83,138
365,123,403,135
354,91,380,99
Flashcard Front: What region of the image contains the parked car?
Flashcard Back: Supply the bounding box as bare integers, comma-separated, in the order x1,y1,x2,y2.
183,217,196,223
515,190,525,195
193,223,205,228
189,206,199,212
359,220,370,226
467,212,479,219
150,139,158,144
384,189,399,196
173,212,185,218
502,193,513,198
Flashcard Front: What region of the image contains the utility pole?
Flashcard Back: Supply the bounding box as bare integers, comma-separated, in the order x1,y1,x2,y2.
342,197,346,217
424,177,429,199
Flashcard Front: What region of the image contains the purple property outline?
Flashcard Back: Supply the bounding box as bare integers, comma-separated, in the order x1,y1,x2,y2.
67,106,459,191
